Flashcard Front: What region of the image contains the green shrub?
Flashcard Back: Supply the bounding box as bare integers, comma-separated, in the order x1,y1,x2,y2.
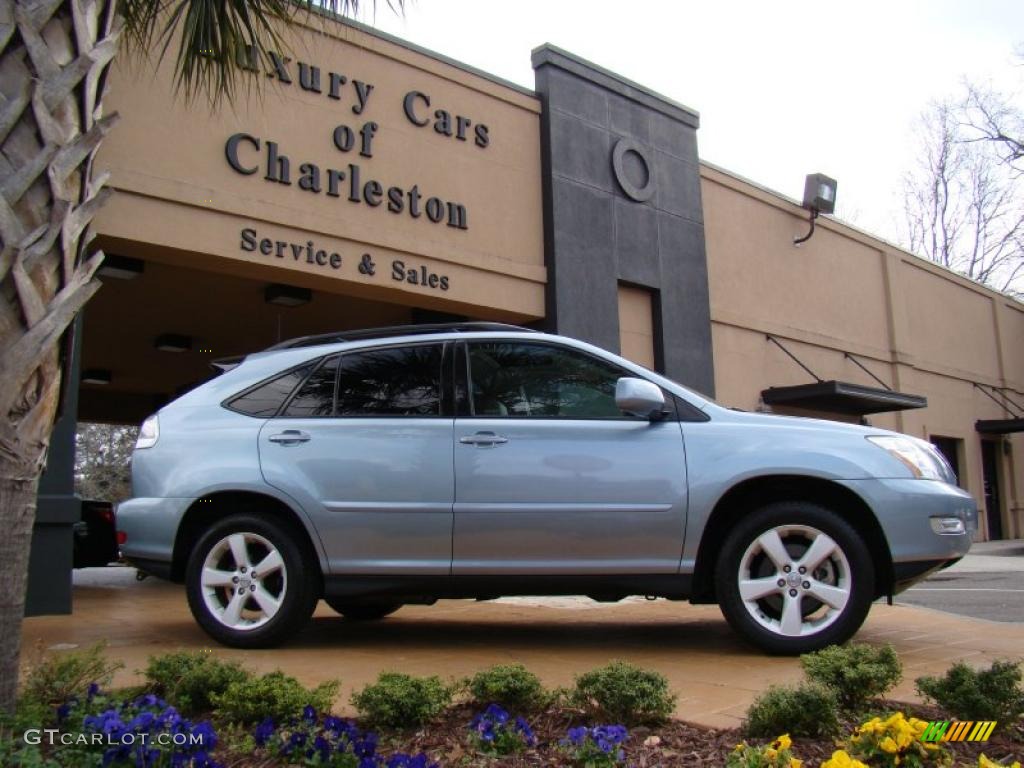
211,671,338,724
801,643,903,712
143,650,250,715
467,664,549,712
351,672,452,729
19,642,123,714
571,661,675,725
916,660,1024,723
744,683,841,739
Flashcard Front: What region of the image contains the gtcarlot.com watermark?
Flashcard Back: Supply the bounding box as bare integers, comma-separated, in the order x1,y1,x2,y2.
24,729,207,747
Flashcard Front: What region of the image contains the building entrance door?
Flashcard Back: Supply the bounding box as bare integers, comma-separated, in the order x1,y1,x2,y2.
981,440,1003,540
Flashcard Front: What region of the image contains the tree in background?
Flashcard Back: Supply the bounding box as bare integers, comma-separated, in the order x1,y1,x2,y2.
902,95,1024,296
1,0,401,716
74,423,137,503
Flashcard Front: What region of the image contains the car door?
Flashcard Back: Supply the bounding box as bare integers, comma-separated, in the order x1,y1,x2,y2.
258,342,453,575
452,340,688,575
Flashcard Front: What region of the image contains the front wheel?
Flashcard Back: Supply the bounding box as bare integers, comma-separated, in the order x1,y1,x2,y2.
185,514,318,648
715,501,875,654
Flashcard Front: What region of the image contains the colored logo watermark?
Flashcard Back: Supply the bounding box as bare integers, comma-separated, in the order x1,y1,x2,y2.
920,721,997,742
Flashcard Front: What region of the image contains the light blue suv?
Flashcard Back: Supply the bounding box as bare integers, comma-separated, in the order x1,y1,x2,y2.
117,323,976,653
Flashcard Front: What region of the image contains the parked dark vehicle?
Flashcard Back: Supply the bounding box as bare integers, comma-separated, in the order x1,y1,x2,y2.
73,500,120,568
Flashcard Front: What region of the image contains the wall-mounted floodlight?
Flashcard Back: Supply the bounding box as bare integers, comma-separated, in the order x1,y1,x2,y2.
794,173,837,245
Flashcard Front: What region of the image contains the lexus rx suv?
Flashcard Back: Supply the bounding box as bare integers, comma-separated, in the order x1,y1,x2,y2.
116,323,976,654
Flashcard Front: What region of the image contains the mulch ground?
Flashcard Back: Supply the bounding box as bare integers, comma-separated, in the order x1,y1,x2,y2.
218,702,1023,767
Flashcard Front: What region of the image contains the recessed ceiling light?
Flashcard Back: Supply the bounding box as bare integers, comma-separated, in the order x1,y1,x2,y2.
154,334,192,352
97,254,144,280
81,369,112,385
265,283,312,307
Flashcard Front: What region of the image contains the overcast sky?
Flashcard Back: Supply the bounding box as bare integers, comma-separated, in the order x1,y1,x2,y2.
365,0,1024,248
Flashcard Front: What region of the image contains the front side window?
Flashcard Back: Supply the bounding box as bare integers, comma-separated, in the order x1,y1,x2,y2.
337,344,444,416
467,342,631,419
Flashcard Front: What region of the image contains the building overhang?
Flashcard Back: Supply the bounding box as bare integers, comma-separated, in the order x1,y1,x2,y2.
761,380,928,415
975,418,1024,435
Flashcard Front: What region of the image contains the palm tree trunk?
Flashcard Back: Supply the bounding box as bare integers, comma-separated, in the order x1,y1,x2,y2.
0,0,120,715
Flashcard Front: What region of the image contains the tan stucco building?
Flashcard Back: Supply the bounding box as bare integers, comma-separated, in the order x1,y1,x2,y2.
28,11,1022,612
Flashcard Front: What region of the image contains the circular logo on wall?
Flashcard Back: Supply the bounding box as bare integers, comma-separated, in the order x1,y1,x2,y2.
612,138,655,203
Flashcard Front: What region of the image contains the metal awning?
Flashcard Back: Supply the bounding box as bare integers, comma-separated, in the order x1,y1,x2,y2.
976,418,1024,435
761,380,928,415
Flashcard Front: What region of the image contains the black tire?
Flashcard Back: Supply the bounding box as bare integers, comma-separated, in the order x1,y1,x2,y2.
715,501,874,655
324,599,402,621
185,514,319,648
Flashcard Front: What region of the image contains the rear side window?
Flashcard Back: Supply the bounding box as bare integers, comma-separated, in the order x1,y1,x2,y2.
337,344,443,416
282,356,340,417
227,363,314,417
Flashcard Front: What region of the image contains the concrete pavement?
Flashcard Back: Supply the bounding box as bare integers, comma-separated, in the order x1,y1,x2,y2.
20,561,1024,729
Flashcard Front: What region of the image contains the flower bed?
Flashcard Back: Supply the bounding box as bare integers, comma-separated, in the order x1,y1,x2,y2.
3,646,1021,767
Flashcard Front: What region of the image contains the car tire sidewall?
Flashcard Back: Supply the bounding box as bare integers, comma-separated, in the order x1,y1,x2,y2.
323,599,402,621
715,501,875,655
185,514,318,648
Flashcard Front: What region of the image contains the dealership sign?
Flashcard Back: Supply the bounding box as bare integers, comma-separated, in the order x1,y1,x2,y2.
224,47,490,232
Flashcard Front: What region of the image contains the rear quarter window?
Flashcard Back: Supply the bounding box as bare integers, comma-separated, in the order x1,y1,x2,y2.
225,363,315,417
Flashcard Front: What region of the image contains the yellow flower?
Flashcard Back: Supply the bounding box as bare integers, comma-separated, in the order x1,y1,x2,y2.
821,750,870,768
979,757,1022,768
775,733,793,752
766,747,779,761
790,759,803,768
879,736,899,754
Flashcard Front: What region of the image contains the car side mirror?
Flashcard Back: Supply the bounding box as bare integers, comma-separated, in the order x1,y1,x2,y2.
615,377,666,420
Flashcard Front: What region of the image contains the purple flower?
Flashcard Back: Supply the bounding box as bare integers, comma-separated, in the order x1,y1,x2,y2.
191,720,217,749
254,717,276,747
302,704,317,723
87,683,101,700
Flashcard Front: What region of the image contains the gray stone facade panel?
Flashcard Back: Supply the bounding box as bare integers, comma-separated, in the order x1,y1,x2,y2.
534,45,715,395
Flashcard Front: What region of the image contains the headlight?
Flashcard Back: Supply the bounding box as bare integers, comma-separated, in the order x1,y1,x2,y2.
136,414,160,450
866,435,951,481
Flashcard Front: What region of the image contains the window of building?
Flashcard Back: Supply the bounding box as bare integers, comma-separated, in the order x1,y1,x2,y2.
336,344,443,416
617,283,656,370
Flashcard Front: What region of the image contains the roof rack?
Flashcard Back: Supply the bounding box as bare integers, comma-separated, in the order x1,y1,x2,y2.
264,322,538,351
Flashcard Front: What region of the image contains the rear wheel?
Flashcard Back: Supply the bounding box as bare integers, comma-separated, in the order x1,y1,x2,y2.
185,514,318,647
324,599,401,621
715,501,874,654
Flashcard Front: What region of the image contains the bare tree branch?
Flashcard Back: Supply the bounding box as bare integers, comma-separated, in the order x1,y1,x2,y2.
903,95,1024,298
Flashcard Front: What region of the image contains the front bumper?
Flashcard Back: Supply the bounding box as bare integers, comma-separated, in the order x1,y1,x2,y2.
115,497,194,577
841,478,977,589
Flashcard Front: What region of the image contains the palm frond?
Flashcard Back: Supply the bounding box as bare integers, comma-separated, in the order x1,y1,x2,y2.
117,0,405,105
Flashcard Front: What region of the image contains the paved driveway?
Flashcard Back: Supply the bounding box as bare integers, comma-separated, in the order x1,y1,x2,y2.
897,540,1024,622
21,560,1024,729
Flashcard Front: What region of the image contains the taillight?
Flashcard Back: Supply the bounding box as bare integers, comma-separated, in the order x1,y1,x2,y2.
136,414,159,449
117,531,127,545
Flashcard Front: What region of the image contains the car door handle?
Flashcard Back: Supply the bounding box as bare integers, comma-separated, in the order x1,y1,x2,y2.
459,431,509,447
268,430,311,445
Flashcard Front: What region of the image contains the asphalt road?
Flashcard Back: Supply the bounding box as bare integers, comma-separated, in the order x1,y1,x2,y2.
895,541,1024,623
